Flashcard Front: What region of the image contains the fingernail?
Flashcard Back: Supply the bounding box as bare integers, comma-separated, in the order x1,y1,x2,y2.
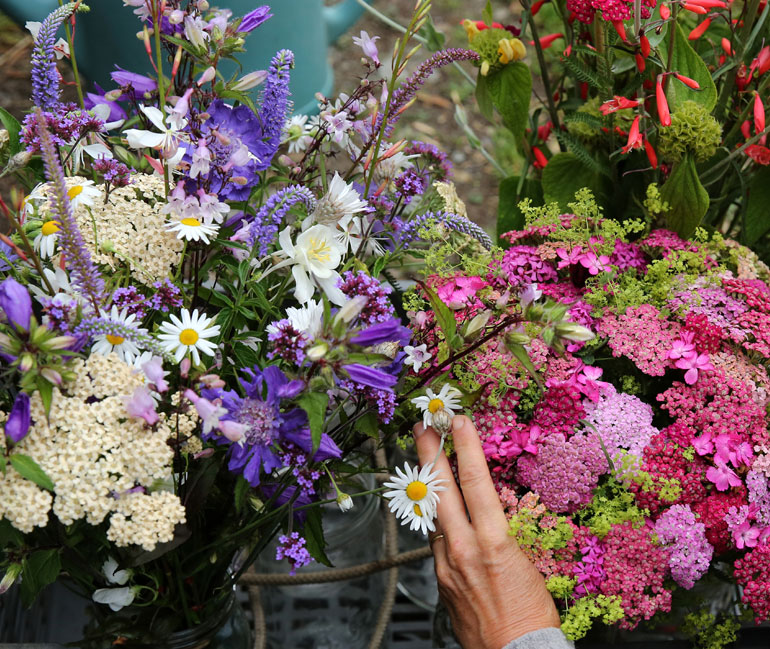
452,415,464,431
413,424,425,438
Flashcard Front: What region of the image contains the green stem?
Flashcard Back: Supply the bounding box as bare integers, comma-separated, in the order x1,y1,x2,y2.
153,4,170,196
172,553,195,628
701,124,770,182
58,0,84,108
7,213,55,295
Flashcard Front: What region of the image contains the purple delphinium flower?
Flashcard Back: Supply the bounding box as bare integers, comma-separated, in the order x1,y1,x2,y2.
5,393,31,443
30,3,81,109
36,113,105,310
337,271,394,325
0,277,33,331
239,6,273,32
342,363,397,390
399,211,493,250
202,365,341,486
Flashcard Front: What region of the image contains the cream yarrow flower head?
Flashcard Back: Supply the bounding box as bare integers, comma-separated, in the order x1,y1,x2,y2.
412,383,463,429
157,308,220,365
384,462,447,535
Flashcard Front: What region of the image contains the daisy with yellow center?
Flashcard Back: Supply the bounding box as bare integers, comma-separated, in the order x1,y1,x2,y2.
411,383,463,429
157,308,221,365
91,306,145,364
165,216,220,245
33,220,61,259
65,179,101,210
383,462,446,535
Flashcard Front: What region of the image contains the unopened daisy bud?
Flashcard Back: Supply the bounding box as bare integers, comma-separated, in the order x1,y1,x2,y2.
40,368,63,386
336,492,354,512
231,70,268,91
307,342,329,361
554,321,595,342
431,408,454,436
656,76,671,127
197,66,216,86
278,154,293,167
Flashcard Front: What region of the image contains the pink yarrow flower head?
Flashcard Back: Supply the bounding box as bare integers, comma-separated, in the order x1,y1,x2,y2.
579,251,611,275
352,30,380,66
675,351,715,384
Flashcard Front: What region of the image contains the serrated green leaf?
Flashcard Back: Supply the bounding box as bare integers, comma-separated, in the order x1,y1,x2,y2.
743,166,770,245
418,14,445,51
420,283,460,350
353,411,379,439
298,392,329,453
541,153,603,211
20,549,61,608
10,454,54,491
0,107,21,156
660,23,717,111
562,56,608,90
302,508,331,567
485,62,532,148
660,154,709,238
497,176,543,243
555,130,611,178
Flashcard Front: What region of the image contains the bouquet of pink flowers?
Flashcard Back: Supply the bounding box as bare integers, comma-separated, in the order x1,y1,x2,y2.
401,189,770,645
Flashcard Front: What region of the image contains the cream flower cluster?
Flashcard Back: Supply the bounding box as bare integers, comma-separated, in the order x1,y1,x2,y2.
0,354,187,550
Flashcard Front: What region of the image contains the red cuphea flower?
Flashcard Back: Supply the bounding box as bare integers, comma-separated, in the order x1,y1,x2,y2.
689,17,712,40
640,34,651,58
755,93,766,134
656,77,671,127
635,53,646,73
746,145,770,165
660,2,671,19
532,146,549,169
682,2,708,14
531,33,564,49
622,116,644,153
674,73,700,90
644,136,658,168
599,95,641,115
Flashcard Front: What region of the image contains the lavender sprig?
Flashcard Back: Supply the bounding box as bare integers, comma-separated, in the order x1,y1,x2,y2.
380,49,479,136
76,315,169,360
247,186,316,255
400,211,493,250
256,49,294,170
30,2,89,110
35,110,105,311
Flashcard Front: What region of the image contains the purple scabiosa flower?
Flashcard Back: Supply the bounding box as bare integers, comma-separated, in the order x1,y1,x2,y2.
350,317,411,347
275,532,313,575
0,277,33,332
337,271,394,325
5,393,31,443
202,366,340,486
239,6,272,32
399,211,493,250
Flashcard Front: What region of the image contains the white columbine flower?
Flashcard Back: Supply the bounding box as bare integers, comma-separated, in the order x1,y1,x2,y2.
281,299,324,339
125,105,188,159
403,344,432,374
157,308,221,365
312,172,369,226
33,220,60,259
275,225,346,305
412,384,463,429
92,586,136,612
384,462,446,535
102,557,132,585
91,306,145,364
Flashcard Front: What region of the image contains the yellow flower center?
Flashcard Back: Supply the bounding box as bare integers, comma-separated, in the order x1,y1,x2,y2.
41,221,60,236
413,504,423,517
179,328,199,346
428,398,445,414
181,217,201,227
67,185,84,199
106,334,125,346
406,480,428,502
307,237,331,264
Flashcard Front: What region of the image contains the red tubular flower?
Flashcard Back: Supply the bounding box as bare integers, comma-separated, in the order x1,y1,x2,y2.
722,38,733,56
656,77,671,127
687,0,727,8
746,144,770,165
622,116,643,153
682,2,708,13
755,93,766,134
644,136,658,168
742,120,753,139
674,73,700,89
530,0,549,15
580,82,589,100
612,20,628,42
532,33,563,49
532,146,549,169
759,46,770,75
640,34,651,58
537,121,553,141
689,17,712,40
599,96,641,115
660,3,671,19
563,44,573,57
635,53,646,73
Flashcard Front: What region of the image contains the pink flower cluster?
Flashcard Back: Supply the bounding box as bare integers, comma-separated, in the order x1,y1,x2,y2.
654,504,713,589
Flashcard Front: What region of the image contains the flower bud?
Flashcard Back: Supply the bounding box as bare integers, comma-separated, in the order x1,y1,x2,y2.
306,342,329,361
197,66,216,86
169,9,185,24
46,335,77,350
18,353,35,372
231,70,268,91
432,408,454,436
464,310,491,340
335,295,368,325
197,0,209,10
5,393,31,443
0,564,22,595
40,368,63,386
0,277,32,332
505,331,530,346
336,492,354,512
180,357,191,378
8,151,32,171
554,321,595,342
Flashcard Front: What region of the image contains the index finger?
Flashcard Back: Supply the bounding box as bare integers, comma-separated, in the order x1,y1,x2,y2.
451,415,509,536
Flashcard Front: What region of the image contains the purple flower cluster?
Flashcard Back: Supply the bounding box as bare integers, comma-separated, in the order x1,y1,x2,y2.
150,279,183,313
339,379,397,423
337,271,394,325
241,186,316,256
394,168,428,204
112,286,148,319
404,141,453,181
275,532,312,575
255,49,294,168
399,211,493,250
497,245,559,288
267,321,307,365
93,158,134,188
747,469,770,526
22,104,103,153
654,504,714,589
30,3,79,109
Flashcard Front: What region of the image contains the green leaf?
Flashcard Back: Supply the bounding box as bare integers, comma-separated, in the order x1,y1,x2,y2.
20,549,61,608
0,107,21,155
660,154,709,238
420,283,461,350
418,14,445,51
475,73,494,122
10,454,54,491
0,519,23,547
234,475,250,515
743,166,770,245
302,508,332,567
541,153,602,211
506,343,543,390
353,411,379,439
35,377,53,417
485,62,532,147
660,22,717,111
497,176,543,242
298,392,329,453
482,0,494,26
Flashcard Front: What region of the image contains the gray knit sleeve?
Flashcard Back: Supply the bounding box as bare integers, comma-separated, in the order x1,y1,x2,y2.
500,627,574,649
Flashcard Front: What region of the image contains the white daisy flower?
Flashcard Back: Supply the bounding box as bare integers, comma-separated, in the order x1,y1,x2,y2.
383,462,446,535
91,307,144,364
404,344,432,374
21,183,46,220
311,172,370,226
65,178,101,210
165,216,220,244
157,308,221,365
282,114,313,154
33,220,60,259
411,384,463,429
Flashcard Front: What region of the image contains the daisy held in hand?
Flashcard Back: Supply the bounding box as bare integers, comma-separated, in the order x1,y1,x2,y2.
412,383,462,429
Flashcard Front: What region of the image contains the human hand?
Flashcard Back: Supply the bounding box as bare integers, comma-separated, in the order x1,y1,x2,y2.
414,415,561,649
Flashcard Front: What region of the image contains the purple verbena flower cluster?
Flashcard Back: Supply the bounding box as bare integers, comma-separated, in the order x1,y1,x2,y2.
22,104,104,153
275,532,312,575
337,271,394,325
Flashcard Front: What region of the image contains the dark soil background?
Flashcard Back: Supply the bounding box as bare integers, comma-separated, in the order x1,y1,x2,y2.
0,0,513,232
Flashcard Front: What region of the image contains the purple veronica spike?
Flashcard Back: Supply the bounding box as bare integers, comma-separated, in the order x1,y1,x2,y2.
31,2,87,109
75,314,167,359
35,112,105,311
380,49,479,135
399,211,493,250
242,186,316,255
256,49,294,169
